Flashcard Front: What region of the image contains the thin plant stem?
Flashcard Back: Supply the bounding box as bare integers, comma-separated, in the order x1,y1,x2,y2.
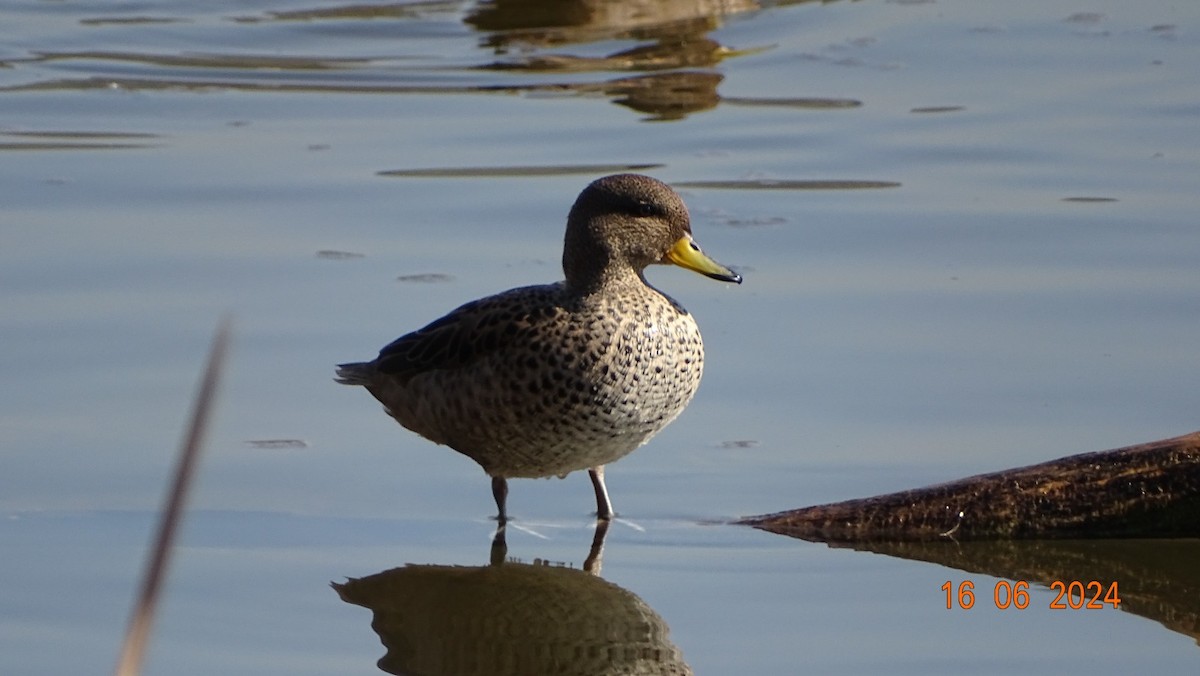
113,316,231,676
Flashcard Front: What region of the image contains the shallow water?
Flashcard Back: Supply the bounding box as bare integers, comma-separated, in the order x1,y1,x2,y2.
3,0,1200,673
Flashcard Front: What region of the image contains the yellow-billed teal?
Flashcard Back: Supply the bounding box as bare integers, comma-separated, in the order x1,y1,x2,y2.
336,174,741,521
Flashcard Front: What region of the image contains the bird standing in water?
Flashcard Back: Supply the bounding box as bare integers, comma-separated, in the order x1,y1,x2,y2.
336,174,741,522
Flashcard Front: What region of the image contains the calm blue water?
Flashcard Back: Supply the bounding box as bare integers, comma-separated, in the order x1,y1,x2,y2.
3,0,1199,674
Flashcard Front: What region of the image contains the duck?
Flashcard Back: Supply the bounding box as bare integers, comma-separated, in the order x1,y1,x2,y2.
336,174,741,522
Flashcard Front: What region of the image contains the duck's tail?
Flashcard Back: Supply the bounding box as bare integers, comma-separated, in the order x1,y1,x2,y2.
334,361,375,386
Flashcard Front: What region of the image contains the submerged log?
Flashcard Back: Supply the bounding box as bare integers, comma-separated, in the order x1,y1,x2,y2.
741,431,1200,541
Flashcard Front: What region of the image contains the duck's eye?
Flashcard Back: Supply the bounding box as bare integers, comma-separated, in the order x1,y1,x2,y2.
634,201,658,217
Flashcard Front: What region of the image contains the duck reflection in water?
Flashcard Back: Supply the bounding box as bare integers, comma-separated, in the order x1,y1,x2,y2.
466,0,763,120
333,521,692,675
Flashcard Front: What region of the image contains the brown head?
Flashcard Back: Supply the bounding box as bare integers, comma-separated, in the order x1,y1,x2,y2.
562,174,742,292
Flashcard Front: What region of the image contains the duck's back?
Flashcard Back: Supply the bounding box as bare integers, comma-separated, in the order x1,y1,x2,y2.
339,281,705,478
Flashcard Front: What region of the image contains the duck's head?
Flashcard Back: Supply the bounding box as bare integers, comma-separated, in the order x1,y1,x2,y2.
563,173,742,290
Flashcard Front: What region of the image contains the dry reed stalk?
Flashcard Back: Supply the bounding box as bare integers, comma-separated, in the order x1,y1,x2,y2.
113,317,231,676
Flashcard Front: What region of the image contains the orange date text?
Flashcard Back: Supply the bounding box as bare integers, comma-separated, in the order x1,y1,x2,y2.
941,580,1120,610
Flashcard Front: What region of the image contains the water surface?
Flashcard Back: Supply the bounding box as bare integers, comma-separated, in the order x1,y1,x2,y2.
3,0,1199,674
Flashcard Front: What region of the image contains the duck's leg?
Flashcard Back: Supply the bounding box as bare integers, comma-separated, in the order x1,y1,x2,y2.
491,476,509,524
489,520,508,567
588,465,614,520
583,517,611,574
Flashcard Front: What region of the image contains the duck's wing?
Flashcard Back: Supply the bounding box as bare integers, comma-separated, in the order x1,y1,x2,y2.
371,283,566,380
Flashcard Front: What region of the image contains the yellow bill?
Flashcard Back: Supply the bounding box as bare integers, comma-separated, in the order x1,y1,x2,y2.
664,235,742,284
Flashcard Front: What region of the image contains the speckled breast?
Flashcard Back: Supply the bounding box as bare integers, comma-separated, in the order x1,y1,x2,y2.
418,291,705,478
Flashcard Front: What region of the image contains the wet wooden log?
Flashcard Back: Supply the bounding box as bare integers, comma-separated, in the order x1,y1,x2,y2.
741,431,1200,541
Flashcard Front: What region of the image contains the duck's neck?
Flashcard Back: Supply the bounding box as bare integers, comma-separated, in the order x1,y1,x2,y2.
563,228,643,296
564,261,648,298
